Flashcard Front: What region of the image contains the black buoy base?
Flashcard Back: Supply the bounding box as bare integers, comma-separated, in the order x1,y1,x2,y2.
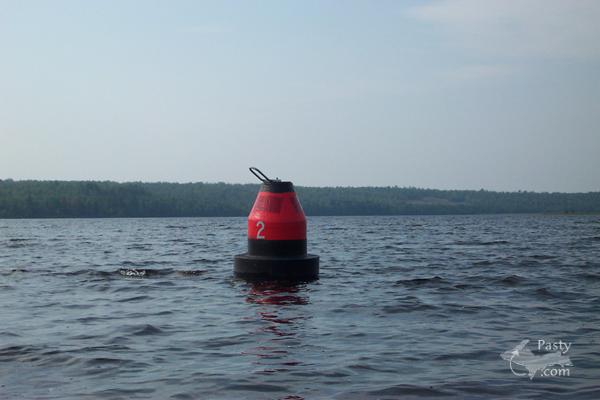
234,253,319,281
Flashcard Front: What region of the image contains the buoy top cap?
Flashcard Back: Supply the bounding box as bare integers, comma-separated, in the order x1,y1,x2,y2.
249,167,295,193
260,181,294,193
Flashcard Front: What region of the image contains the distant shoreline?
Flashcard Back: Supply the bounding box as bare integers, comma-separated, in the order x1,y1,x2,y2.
1,214,600,221
1,180,599,219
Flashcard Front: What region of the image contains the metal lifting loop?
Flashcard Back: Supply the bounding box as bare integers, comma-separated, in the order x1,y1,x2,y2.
249,167,272,183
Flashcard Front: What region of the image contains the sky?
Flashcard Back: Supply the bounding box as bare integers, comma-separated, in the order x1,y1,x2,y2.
1,0,599,192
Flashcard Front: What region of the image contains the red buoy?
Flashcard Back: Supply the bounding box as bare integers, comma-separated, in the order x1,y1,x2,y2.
234,167,319,280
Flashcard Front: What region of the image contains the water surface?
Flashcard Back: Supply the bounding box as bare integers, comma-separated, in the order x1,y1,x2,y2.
1,215,599,399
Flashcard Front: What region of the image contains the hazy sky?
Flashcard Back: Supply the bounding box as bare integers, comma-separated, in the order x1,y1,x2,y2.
1,1,599,192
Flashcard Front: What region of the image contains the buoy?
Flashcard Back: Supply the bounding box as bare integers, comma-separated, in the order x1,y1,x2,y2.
234,167,319,281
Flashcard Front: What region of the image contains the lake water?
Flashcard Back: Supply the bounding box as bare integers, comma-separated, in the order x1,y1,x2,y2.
1,215,599,399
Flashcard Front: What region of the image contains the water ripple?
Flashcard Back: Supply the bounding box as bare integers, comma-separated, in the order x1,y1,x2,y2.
0,215,598,399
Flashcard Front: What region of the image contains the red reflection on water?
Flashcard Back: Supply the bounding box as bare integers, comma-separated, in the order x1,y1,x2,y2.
260,312,296,325
242,281,309,377
245,281,309,305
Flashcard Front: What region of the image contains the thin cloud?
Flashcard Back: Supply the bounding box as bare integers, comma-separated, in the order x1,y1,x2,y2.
409,0,600,59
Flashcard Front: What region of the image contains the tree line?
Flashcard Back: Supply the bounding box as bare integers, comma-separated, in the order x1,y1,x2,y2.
0,179,599,218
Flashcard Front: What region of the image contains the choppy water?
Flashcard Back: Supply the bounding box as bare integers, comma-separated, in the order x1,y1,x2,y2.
1,215,599,399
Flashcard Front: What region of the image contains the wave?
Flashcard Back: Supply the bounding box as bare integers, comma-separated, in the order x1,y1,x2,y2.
498,275,526,286
4,238,36,248
394,276,445,287
579,272,600,281
126,324,166,336
365,384,451,398
0,267,207,279
0,344,79,366
453,240,510,246
381,296,437,313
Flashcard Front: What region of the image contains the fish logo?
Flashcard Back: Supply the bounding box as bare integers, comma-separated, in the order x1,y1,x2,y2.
501,340,573,380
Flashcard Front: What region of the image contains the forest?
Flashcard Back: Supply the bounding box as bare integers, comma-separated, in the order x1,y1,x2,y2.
0,179,599,218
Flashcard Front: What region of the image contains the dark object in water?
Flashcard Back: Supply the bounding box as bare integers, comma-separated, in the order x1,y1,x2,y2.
234,168,319,281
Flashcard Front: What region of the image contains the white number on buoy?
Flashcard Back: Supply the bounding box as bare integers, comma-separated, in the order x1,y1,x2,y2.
256,221,265,239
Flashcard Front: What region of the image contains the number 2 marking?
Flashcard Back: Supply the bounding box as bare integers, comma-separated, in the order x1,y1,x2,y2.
256,221,265,239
